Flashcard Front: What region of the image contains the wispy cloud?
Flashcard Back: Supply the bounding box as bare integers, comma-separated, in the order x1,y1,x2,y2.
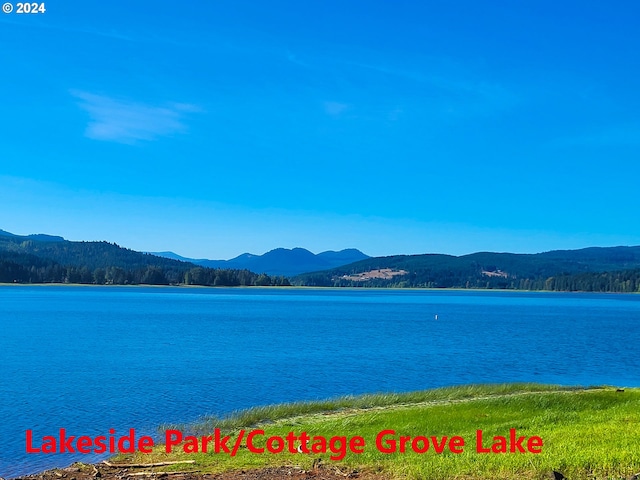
323,101,350,116
71,91,200,143
286,49,311,69
343,60,517,117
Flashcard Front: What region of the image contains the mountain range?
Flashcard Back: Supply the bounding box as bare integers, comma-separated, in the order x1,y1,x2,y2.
151,248,370,277
2,228,640,292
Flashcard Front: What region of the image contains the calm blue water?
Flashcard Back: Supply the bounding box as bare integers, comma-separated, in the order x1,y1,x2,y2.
1,286,639,477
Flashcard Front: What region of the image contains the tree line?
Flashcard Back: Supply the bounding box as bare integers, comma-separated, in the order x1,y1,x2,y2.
294,267,640,293
0,251,290,287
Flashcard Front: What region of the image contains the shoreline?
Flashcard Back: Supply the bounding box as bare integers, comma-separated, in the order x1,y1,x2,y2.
1,282,637,295
9,461,379,480
7,385,640,480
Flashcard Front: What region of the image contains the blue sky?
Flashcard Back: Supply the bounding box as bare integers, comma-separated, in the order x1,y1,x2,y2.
1,1,639,259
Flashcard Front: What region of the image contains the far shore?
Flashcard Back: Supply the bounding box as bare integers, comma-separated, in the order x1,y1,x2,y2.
1,282,636,294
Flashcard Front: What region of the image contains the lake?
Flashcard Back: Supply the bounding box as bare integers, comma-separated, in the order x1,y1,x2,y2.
1,286,639,478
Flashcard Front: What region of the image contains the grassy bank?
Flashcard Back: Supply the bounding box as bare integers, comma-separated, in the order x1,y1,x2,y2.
116,384,640,479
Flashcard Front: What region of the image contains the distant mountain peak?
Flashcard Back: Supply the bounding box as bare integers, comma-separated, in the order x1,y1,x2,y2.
151,247,370,277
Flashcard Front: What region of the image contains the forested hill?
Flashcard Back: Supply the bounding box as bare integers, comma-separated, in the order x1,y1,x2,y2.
0,232,289,286
292,246,640,293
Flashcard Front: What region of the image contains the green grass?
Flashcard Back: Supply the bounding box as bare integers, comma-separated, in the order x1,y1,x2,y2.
116,384,640,479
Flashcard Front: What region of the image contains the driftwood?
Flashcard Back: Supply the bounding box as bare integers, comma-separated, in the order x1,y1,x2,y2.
124,471,196,476
102,461,195,468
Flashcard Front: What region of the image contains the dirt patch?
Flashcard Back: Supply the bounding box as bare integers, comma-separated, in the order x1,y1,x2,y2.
339,269,407,282
481,270,508,278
